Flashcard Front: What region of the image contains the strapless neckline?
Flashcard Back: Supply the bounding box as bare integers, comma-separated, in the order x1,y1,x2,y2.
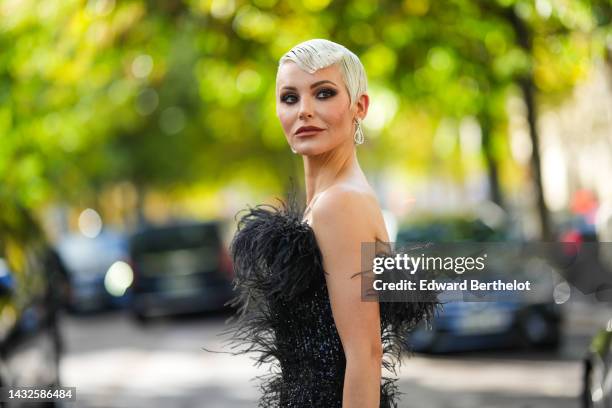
225,193,440,408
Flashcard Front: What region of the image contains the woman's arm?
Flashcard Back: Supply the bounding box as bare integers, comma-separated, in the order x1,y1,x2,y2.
311,187,383,408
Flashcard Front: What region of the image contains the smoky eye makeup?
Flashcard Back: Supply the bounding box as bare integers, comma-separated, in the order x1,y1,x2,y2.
317,87,337,98
279,87,338,104
280,93,298,103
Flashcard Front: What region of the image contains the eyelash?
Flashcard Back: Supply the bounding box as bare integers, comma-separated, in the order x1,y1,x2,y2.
280,88,337,104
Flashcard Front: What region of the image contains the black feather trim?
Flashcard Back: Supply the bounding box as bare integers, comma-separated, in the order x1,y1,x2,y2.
228,194,324,312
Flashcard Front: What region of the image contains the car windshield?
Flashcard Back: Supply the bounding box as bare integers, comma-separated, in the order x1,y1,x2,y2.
131,224,221,277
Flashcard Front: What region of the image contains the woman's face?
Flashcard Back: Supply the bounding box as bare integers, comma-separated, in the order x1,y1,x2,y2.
276,61,361,155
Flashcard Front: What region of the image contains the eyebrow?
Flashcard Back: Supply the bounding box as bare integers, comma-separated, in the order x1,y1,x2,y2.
280,80,337,91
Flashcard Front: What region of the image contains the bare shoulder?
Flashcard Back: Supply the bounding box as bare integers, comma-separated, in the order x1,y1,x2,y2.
310,184,387,242
311,185,370,219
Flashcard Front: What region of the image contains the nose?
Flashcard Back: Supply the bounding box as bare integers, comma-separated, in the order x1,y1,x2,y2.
298,97,314,120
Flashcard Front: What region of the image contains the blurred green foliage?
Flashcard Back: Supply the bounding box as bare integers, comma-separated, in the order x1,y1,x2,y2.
0,0,609,212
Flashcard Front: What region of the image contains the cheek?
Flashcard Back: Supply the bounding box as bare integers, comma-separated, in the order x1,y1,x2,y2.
319,101,349,130
276,107,294,133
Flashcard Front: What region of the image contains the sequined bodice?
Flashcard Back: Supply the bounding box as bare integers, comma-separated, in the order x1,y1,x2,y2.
270,277,346,406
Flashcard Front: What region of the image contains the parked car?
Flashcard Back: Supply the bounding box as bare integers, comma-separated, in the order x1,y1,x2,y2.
397,216,562,353
129,221,234,321
55,230,132,313
409,295,561,353
0,198,64,406
583,320,612,408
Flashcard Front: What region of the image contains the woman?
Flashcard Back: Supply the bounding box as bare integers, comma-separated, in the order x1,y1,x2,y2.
228,39,437,408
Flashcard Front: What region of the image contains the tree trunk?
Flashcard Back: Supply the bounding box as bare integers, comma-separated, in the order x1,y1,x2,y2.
520,78,552,239
479,113,504,208
507,8,553,240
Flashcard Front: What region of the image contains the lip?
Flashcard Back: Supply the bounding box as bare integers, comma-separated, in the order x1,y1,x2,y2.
295,126,324,136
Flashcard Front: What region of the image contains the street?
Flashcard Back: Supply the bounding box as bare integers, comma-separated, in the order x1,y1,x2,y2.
60,300,610,408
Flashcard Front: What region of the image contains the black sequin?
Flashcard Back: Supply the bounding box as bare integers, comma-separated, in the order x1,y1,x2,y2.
225,192,439,408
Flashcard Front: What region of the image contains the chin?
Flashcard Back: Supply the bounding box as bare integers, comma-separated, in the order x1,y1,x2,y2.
295,138,334,154
294,144,326,156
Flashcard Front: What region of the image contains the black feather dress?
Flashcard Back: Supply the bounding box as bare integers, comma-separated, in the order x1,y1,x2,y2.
226,192,439,408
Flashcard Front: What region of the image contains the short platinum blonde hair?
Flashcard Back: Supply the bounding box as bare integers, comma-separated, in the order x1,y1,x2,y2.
278,39,368,108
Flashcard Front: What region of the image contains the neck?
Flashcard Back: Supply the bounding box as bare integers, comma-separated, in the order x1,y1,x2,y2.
303,140,362,204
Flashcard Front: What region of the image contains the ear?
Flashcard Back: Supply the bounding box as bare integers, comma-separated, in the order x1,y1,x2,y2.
355,93,369,121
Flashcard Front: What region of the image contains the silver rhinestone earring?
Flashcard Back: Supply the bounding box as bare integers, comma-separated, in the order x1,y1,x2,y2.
354,119,365,145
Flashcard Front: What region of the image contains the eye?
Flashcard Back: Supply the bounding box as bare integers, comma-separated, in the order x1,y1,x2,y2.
280,93,298,104
317,88,337,99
